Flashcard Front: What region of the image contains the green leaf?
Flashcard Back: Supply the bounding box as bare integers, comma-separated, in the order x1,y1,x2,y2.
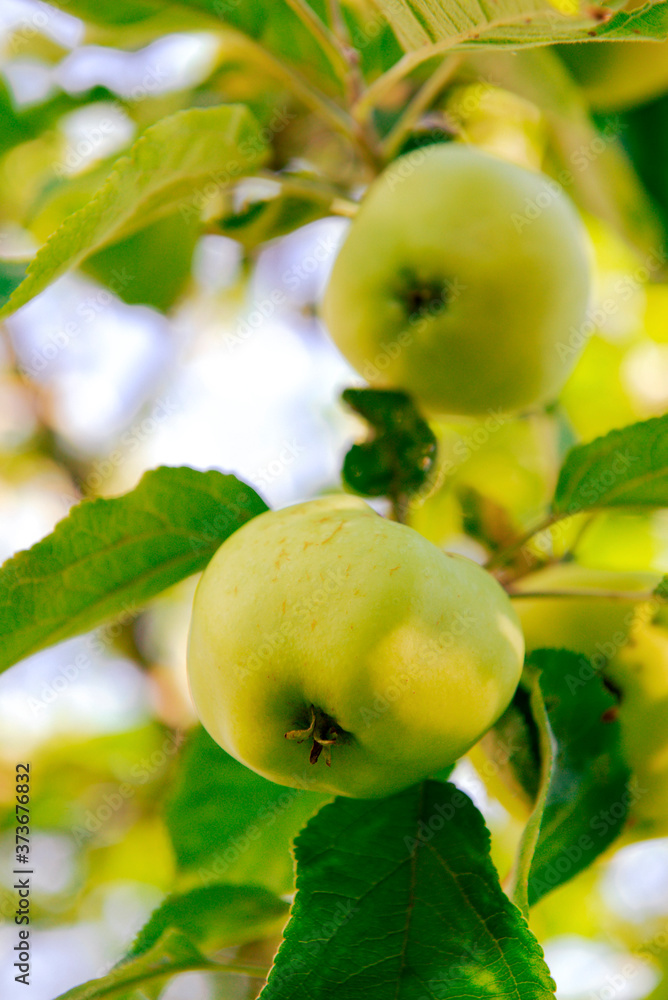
0,259,28,310
83,212,200,312
128,883,289,957
341,388,437,500
261,781,556,999
511,651,631,911
164,726,327,895
374,0,668,51
0,466,267,673
53,928,217,1000
215,188,330,251
0,105,268,319
552,413,668,517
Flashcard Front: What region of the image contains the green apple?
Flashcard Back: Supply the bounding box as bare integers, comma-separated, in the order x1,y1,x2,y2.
605,623,668,834
512,563,660,663
322,143,591,416
187,495,524,798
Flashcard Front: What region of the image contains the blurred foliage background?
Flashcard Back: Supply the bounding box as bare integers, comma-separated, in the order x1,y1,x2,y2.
1,1,668,997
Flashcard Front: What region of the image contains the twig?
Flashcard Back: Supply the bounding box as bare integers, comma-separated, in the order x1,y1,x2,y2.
382,54,464,160
284,0,351,83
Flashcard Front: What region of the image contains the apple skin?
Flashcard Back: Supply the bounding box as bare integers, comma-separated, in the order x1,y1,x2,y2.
322,144,591,416
187,495,524,798
606,623,668,834
512,564,661,663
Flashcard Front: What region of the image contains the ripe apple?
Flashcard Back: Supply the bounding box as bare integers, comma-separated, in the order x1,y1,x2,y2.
187,495,524,798
605,623,668,834
512,563,660,663
322,143,591,416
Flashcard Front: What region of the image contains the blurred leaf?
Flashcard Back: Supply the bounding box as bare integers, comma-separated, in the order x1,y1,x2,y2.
0,467,268,673
341,388,437,500
0,79,98,158
261,781,556,999
613,90,668,245
553,413,668,516
0,260,28,309
0,105,268,319
53,928,219,1000
83,212,200,311
63,0,339,88
511,650,630,910
458,485,518,554
216,189,329,251
128,883,289,957
375,0,668,51
164,727,327,895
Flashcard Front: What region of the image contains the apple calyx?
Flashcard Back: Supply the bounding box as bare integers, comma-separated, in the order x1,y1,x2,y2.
402,277,448,320
285,705,346,767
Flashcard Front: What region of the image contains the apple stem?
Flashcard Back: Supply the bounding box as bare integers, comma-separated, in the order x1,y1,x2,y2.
285,704,344,767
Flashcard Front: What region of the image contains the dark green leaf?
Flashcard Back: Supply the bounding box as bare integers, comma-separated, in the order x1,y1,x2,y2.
0,105,268,319
164,726,327,895
523,650,631,908
262,781,556,999
0,259,28,310
0,466,267,673
83,212,200,311
342,388,437,500
553,413,668,517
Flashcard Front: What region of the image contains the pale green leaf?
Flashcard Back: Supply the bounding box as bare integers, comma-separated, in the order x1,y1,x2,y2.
372,0,668,52
0,104,268,319
0,466,267,673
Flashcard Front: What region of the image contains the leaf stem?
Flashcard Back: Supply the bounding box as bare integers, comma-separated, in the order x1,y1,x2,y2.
506,671,554,918
485,515,557,571
284,0,352,83
508,588,664,602
256,170,359,217
382,54,464,160
224,31,375,168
